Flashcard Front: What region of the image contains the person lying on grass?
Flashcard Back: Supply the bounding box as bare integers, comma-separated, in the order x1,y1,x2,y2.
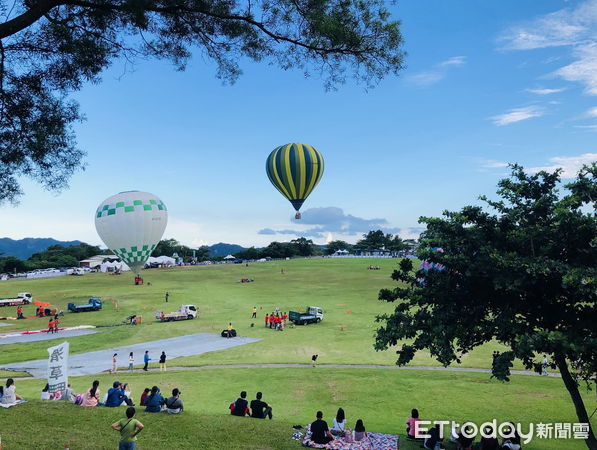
144,386,164,413
112,406,144,450
164,388,184,414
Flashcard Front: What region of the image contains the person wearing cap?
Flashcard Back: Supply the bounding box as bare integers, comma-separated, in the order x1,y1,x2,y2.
105,381,134,407
164,388,184,414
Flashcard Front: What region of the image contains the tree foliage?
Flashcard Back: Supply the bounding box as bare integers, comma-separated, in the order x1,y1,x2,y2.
325,239,352,255
355,229,405,251
0,0,404,204
374,164,597,448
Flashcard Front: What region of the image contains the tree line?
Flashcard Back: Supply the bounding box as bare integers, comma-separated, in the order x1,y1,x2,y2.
0,243,101,273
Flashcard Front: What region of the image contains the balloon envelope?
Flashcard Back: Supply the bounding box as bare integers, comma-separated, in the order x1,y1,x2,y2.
266,143,324,213
94,191,168,273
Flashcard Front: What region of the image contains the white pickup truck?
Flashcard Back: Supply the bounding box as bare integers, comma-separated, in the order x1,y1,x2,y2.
0,292,32,307
155,304,197,322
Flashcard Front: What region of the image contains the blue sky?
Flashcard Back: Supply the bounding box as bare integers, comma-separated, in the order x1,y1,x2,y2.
2,0,596,247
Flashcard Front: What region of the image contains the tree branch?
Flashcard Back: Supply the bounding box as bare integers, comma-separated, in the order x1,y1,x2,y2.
0,0,60,39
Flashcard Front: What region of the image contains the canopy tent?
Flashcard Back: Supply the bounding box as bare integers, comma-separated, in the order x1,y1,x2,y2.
99,260,130,272
223,255,236,260
146,256,176,267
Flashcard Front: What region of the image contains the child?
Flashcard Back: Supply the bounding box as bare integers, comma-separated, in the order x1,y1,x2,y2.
112,353,118,374
128,352,134,371
159,351,167,371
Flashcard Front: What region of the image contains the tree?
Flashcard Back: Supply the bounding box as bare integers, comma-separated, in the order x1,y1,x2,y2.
0,0,404,204
374,164,597,449
325,240,352,255
291,237,315,256
261,241,296,259
195,246,211,261
234,247,262,260
355,229,403,250
0,256,27,273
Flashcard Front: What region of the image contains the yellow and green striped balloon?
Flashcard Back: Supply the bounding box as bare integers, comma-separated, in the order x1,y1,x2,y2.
266,143,324,216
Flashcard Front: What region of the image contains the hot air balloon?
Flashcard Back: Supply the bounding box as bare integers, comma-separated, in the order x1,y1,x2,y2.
266,143,324,219
95,191,168,275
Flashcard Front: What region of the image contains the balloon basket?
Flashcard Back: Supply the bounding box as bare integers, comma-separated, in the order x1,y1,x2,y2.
295,212,302,219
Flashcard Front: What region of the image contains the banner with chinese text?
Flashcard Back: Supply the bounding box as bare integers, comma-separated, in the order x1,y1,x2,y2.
47,341,69,394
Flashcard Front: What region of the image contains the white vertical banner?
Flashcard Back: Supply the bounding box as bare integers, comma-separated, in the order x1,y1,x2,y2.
47,341,69,394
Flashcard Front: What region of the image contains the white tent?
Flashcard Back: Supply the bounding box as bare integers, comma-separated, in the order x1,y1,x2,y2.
146,256,176,267
100,261,130,272
223,254,236,260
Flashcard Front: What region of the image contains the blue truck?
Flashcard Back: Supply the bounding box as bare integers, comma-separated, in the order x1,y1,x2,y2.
67,297,102,312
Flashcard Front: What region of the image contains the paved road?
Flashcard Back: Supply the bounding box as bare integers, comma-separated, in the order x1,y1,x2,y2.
0,329,96,345
0,333,261,378
118,363,560,378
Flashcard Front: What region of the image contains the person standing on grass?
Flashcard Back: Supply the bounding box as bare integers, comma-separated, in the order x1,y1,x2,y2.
112,353,118,374
252,306,257,319
265,313,269,328
541,355,549,376
227,322,233,338
112,406,144,450
159,351,167,371
48,319,54,334
165,292,169,303
128,352,134,371
143,351,150,371
16,306,23,319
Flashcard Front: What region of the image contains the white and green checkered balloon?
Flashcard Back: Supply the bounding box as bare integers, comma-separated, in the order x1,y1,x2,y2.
94,191,168,273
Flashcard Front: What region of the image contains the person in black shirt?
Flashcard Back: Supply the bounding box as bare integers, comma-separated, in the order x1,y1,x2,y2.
423,424,443,450
250,392,273,419
310,411,334,445
231,391,249,416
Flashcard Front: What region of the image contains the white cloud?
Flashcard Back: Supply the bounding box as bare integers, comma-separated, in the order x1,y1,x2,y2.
438,56,467,67
491,106,544,126
527,153,597,178
585,106,597,117
526,88,567,95
499,0,597,95
480,159,509,168
554,43,597,95
574,124,597,130
407,56,466,86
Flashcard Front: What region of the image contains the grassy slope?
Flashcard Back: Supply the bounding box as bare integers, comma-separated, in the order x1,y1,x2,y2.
2,367,592,450
0,258,512,369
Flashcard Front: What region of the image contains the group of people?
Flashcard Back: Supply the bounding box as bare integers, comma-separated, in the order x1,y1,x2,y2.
308,408,369,445
229,390,273,419
264,312,287,330
139,385,184,414
110,350,166,373
406,409,521,450
47,317,60,333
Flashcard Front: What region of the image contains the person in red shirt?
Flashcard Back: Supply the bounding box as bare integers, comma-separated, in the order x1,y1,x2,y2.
269,313,275,329
48,319,54,334
282,312,288,325
16,306,23,319
53,318,59,333
264,314,269,328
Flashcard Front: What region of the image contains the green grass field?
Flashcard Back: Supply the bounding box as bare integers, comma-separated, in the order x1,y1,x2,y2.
0,258,511,369
0,258,594,449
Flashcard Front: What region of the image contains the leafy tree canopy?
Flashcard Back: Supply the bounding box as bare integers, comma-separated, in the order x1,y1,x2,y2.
375,164,597,448
0,0,404,204
325,239,352,255
355,229,405,251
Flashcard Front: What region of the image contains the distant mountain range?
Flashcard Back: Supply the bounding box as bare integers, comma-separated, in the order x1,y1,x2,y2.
0,237,83,260
207,242,246,257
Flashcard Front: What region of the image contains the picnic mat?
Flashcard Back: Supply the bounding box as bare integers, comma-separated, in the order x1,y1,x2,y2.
300,425,399,449
0,400,27,408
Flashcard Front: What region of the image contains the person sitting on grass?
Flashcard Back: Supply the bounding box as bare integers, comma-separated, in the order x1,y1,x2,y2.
230,391,249,416
501,423,522,450
423,424,443,450
456,424,474,450
310,411,334,445
353,419,368,442
1,378,23,405
106,381,134,407
164,388,184,414
406,408,421,439
478,426,499,450
82,380,101,407
250,392,273,419
144,386,164,413
140,388,150,406
330,408,346,436
111,406,144,450
41,383,51,400
62,384,75,402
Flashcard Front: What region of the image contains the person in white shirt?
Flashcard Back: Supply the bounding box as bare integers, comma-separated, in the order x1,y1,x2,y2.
330,408,346,436
128,352,134,371
1,378,23,404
